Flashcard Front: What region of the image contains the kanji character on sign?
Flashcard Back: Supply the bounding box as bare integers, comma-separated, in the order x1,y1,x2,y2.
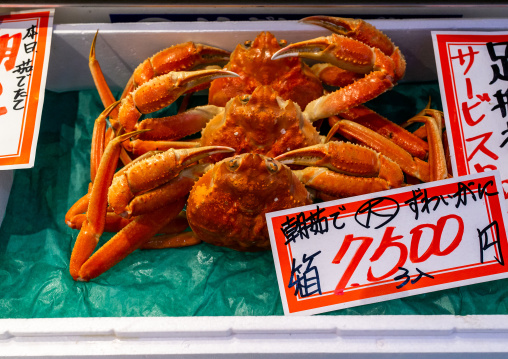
288,251,322,297
486,41,508,84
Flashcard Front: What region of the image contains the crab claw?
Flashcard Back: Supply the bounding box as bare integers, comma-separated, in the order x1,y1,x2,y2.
134,69,239,114
118,69,238,131
275,141,404,188
300,16,396,58
292,167,397,200
273,34,401,121
299,16,406,82
272,16,407,122
130,42,232,91
272,34,378,75
108,146,235,216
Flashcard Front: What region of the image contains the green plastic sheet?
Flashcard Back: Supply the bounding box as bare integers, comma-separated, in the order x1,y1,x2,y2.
1,83,508,318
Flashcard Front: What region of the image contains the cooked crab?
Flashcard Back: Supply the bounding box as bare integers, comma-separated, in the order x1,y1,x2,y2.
66,16,448,281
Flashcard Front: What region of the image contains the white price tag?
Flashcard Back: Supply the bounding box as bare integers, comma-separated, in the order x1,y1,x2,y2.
267,172,508,315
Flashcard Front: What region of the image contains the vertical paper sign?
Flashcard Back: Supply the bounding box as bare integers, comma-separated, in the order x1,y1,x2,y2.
0,10,53,169
266,172,508,315
433,31,508,205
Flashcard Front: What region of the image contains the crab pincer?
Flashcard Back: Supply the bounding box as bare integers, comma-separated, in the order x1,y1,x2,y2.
275,142,404,199
118,69,239,132
89,30,231,121
271,16,406,121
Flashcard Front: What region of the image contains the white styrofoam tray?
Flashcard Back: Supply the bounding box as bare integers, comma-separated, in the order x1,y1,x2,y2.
3,17,508,358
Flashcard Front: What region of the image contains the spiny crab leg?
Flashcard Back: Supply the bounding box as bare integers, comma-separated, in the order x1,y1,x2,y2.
118,69,238,132
275,141,404,190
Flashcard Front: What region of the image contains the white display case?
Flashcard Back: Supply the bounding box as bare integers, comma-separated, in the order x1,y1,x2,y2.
1,13,508,358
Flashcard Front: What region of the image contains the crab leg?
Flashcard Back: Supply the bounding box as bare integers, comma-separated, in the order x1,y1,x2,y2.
91,101,121,181
126,139,200,156
309,63,364,89
65,184,92,228
67,212,131,232
331,105,429,160
141,232,201,250
275,141,404,189
89,31,120,124
69,210,190,235
327,119,448,182
292,167,395,199
405,113,448,181
118,69,238,132
135,105,223,141
67,102,120,229
70,130,146,279
77,197,187,281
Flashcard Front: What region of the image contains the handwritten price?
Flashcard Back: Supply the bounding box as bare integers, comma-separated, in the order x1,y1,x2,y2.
276,176,506,306
332,214,465,293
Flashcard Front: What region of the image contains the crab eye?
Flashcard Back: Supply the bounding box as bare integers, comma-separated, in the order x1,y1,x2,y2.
265,158,279,173
239,95,250,104
228,157,240,171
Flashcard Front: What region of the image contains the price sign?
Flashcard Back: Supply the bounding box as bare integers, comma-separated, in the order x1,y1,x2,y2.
0,10,53,169
266,172,508,315
433,31,508,205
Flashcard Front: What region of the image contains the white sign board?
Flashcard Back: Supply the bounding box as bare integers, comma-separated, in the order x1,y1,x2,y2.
0,10,53,169
267,172,508,315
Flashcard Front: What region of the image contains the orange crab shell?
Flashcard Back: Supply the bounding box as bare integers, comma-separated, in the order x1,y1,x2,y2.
200,85,321,162
208,31,323,110
186,153,312,251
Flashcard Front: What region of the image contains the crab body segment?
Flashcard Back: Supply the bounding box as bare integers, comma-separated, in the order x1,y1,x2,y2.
187,153,312,251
